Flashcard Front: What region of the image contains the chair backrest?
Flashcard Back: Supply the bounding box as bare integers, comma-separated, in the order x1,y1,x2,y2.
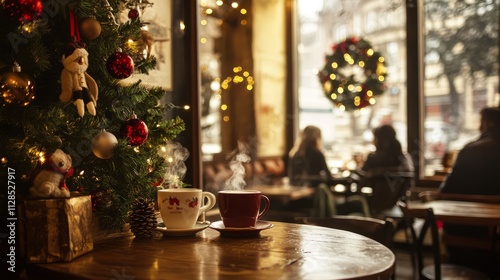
419,190,500,252
399,200,493,280
397,201,442,279
299,215,395,249
363,171,414,215
419,190,500,204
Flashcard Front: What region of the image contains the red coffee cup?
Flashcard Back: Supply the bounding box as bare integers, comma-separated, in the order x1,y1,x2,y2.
218,190,270,228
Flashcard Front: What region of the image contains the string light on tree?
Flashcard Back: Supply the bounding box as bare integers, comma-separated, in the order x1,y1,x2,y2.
318,37,388,111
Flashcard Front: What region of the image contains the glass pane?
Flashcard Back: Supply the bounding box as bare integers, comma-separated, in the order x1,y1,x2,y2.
423,0,499,176
199,0,223,160
297,0,407,173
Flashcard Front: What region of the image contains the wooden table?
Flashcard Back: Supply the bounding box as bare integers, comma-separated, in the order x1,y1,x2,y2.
249,185,315,201
408,200,500,226
25,222,395,280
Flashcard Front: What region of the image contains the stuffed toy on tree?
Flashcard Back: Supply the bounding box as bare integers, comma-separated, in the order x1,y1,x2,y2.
59,37,98,117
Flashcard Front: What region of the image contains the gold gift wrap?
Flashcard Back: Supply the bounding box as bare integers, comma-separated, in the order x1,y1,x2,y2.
20,194,93,263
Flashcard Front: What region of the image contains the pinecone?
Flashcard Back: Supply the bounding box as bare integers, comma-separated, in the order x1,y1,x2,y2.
128,198,157,238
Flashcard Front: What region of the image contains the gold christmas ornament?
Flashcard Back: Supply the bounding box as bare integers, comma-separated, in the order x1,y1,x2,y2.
79,17,102,40
0,62,36,107
91,130,118,159
138,30,154,59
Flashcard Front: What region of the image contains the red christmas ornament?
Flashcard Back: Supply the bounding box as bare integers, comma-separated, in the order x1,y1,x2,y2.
3,0,43,22
128,8,140,20
151,177,165,187
120,114,149,146
106,50,134,79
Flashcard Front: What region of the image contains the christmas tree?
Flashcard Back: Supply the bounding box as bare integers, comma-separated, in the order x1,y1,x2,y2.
0,0,185,230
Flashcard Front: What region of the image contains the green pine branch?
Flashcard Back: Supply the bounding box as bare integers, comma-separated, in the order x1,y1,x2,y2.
0,0,185,231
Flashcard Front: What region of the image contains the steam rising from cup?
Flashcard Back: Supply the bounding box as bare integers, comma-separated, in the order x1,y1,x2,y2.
158,141,190,188
224,142,250,191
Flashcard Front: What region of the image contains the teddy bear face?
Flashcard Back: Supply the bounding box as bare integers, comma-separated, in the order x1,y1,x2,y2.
50,149,72,172
62,48,89,73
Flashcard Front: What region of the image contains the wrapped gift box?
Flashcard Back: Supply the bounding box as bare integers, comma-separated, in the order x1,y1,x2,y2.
19,194,93,263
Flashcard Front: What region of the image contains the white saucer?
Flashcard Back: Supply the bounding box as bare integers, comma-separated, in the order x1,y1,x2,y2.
156,221,211,237
209,220,274,237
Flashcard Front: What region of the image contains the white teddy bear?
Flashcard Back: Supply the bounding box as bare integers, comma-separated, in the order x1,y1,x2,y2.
30,149,74,198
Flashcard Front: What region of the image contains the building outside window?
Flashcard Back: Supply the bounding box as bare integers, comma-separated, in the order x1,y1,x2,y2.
296,0,499,177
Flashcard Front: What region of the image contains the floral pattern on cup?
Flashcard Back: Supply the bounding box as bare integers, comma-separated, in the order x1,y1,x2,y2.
188,197,198,208
168,196,180,206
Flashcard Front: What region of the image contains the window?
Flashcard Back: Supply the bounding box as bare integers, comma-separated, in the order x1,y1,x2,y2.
423,0,499,175
296,0,499,179
296,0,407,173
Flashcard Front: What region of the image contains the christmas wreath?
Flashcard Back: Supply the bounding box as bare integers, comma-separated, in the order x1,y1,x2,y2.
318,37,388,111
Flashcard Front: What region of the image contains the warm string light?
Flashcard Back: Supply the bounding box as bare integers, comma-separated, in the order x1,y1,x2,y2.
200,0,247,26
218,66,254,122
38,151,45,163
199,1,249,124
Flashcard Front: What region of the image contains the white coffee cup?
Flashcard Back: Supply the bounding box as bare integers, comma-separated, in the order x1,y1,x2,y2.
158,188,216,229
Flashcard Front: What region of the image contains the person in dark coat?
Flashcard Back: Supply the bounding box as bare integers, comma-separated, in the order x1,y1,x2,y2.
438,106,500,277
361,124,413,173
358,124,414,216
439,107,500,194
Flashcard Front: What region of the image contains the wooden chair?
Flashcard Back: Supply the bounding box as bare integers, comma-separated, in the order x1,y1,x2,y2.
397,201,489,280
418,191,500,260
360,171,414,218
299,215,395,248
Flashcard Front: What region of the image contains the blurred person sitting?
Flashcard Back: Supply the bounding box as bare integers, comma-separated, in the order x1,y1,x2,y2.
288,126,367,216
360,124,414,174
439,106,500,194
357,124,414,216
438,106,500,277
288,125,332,187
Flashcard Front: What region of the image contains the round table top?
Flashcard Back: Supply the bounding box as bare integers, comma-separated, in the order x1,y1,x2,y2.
31,221,395,280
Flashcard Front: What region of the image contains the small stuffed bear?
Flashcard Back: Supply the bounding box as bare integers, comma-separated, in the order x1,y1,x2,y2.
30,149,74,198
60,37,98,117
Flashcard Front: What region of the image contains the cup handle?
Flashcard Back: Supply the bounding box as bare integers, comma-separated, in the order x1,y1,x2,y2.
198,191,216,215
257,195,270,220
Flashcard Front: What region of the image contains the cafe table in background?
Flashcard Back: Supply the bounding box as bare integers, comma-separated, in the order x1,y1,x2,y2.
21,221,395,280
411,200,500,225
248,184,315,202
